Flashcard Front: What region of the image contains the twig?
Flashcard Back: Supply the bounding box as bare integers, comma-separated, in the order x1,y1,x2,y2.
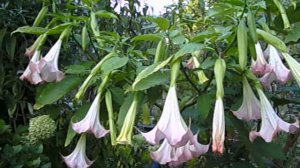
180,63,201,95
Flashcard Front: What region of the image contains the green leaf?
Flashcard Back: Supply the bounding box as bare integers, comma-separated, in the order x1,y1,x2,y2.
285,24,300,43
132,71,169,91
132,34,162,42
190,30,219,42
133,56,172,89
12,26,48,35
100,56,129,75
64,103,91,147
46,23,75,35
95,10,118,20
174,43,205,59
34,76,83,109
5,36,16,62
197,94,212,121
65,65,89,74
0,28,7,48
143,17,170,31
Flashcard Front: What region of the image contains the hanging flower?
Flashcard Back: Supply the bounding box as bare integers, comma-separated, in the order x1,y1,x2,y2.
251,43,272,76
212,58,226,155
141,86,192,147
62,134,93,168
232,77,261,121
20,50,43,84
249,88,299,142
151,134,209,166
72,93,109,139
282,53,300,87
260,45,291,88
212,98,225,154
39,39,64,82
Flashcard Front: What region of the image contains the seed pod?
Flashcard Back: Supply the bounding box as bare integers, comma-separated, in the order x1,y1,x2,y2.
247,9,257,43
237,20,248,70
33,7,48,27
82,26,88,51
154,39,167,63
256,29,288,52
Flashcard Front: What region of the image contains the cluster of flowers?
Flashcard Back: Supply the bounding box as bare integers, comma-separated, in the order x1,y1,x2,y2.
20,35,64,84
231,42,299,144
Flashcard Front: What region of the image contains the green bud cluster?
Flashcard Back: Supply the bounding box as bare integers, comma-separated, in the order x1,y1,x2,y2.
28,115,56,144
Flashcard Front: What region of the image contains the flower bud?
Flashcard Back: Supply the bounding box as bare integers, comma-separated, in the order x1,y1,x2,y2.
237,20,248,70
214,58,226,98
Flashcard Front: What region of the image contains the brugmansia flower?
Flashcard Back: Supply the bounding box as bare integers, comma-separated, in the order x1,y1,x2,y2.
212,98,225,154
249,88,299,142
260,45,291,88
72,93,109,138
39,39,64,82
116,92,140,144
232,77,261,121
151,135,209,166
141,86,191,147
251,43,271,76
212,58,226,154
20,50,43,84
63,134,93,168
282,53,300,87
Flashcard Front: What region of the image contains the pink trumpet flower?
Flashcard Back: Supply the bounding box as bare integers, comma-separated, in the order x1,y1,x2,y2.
63,134,93,168
251,43,272,76
260,45,291,88
141,86,191,147
212,98,225,154
249,89,299,142
151,135,209,166
232,77,261,121
72,93,109,138
39,39,64,82
19,50,43,85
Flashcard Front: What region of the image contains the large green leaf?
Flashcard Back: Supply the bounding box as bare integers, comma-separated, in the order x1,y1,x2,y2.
5,36,16,62
132,56,172,89
100,56,129,75
34,76,83,109
46,23,75,35
197,94,213,121
0,28,7,48
174,43,205,60
64,103,91,147
95,10,118,20
12,26,48,35
132,71,169,91
143,17,170,31
132,34,162,42
285,24,300,43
